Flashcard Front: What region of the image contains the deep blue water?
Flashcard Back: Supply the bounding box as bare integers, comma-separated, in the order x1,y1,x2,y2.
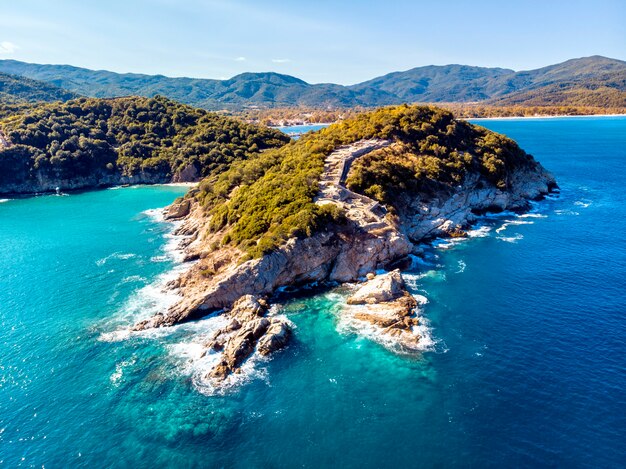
1,117,625,468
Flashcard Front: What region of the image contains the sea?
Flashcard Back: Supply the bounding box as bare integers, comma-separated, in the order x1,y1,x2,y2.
0,117,624,468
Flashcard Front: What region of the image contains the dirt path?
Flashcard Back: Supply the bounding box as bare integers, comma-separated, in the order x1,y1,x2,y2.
316,139,392,230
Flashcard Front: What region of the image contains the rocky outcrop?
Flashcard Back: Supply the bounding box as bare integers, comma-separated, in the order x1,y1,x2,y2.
347,269,408,305
202,295,291,381
164,198,191,220
397,162,557,241
342,270,421,350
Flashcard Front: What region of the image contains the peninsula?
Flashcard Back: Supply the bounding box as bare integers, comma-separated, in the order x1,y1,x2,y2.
129,104,557,383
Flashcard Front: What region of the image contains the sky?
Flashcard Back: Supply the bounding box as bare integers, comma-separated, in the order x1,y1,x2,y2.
1,0,625,85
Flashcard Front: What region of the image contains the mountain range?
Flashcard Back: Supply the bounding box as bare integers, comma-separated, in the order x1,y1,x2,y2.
0,55,624,109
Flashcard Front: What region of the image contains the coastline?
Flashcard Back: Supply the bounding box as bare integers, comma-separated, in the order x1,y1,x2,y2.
271,114,626,128
1,181,198,199
466,113,626,121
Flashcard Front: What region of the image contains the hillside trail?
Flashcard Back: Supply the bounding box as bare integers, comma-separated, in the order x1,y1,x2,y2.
316,139,392,230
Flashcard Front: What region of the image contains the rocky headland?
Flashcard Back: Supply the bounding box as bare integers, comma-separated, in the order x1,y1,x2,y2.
131,105,556,384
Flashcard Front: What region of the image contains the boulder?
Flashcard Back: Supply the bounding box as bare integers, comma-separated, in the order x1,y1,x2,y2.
164,198,191,220
257,320,291,356
347,269,406,305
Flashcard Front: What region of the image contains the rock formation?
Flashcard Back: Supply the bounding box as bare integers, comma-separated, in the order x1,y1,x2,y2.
343,270,421,350
202,295,291,381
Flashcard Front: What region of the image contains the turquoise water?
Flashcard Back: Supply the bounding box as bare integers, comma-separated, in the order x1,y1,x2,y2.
275,123,329,138
1,117,625,467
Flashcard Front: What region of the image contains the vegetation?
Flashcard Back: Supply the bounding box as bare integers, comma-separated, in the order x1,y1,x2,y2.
1,56,623,110
195,104,536,258
0,72,78,105
0,96,289,188
236,103,626,126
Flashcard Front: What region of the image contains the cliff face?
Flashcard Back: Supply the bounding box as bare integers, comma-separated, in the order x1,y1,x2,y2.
398,162,555,241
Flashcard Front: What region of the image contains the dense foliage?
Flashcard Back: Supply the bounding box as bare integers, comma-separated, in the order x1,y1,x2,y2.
0,96,289,187
196,104,536,258
1,56,623,109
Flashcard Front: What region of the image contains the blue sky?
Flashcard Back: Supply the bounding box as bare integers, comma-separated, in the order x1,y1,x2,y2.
1,0,624,84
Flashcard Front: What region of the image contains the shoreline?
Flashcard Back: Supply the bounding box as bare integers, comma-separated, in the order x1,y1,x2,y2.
272,114,626,128
466,113,626,121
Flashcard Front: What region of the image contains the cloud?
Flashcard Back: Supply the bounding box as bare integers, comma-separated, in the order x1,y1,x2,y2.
271,58,290,64
234,56,246,62
0,41,18,54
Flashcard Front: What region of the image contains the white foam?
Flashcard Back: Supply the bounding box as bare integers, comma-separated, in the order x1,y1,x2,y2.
141,207,166,223
337,307,436,354
574,200,591,208
96,252,137,266
150,255,170,263
555,209,580,216
402,270,445,289
466,225,492,238
98,208,195,340
432,238,460,250
109,357,137,387
496,233,524,243
0,199,9,203
166,313,277,396
408,254,430,269
518,213,547,219
106,263,189,330
455,260,466,274
413,294,429,305
121,275,146,283
495,219,534,234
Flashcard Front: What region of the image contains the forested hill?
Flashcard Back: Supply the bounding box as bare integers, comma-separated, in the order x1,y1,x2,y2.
0,72,78,104
0,96,289,194
0,56,624,109
191,104,547,258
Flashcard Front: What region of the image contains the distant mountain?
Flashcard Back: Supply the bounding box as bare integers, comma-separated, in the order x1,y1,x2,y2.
0,56,624,109
349,65,515,102
0,71,78,104
486,56,626,107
